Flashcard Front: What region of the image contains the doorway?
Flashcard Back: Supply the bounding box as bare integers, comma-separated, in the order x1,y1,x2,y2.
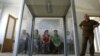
90,16,100,52
1,15,17,52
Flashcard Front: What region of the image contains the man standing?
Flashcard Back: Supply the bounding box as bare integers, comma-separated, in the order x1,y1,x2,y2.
79,14,99,56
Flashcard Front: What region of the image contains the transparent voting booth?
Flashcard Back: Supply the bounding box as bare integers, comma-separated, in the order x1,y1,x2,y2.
13,0,79,56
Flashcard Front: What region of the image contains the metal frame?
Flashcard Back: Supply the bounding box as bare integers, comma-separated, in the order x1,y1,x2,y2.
12,0,80,56
35,16,64,18
28,17,35,56
63,16,68,56
13,0,25,56
70,0,80,56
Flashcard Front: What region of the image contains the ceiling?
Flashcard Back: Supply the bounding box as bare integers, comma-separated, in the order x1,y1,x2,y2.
75,0,100,11
0,0,100,17
26,0,70,17
0,0,20,6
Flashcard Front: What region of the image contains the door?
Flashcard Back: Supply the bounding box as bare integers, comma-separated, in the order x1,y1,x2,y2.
1,15,17,52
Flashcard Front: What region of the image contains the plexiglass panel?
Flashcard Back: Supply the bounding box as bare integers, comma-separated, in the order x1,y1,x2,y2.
65,8,75,56
17,4,33,56
32,17,64,55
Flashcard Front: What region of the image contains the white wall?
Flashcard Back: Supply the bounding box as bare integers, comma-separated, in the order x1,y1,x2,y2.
0,9,2,21
0,5,20,44
0,4,4,29
34,17,64,39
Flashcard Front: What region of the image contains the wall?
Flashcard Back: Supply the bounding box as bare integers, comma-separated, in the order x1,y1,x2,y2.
0,5,20,44
0,3,4,30
34,17,64,39
0,3,33,44
0,9,2,21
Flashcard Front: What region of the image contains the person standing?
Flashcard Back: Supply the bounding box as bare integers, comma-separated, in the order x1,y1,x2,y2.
79,14,99,56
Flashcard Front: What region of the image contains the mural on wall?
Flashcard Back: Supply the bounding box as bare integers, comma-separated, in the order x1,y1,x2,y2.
35,18,64,37
39,19,60,30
